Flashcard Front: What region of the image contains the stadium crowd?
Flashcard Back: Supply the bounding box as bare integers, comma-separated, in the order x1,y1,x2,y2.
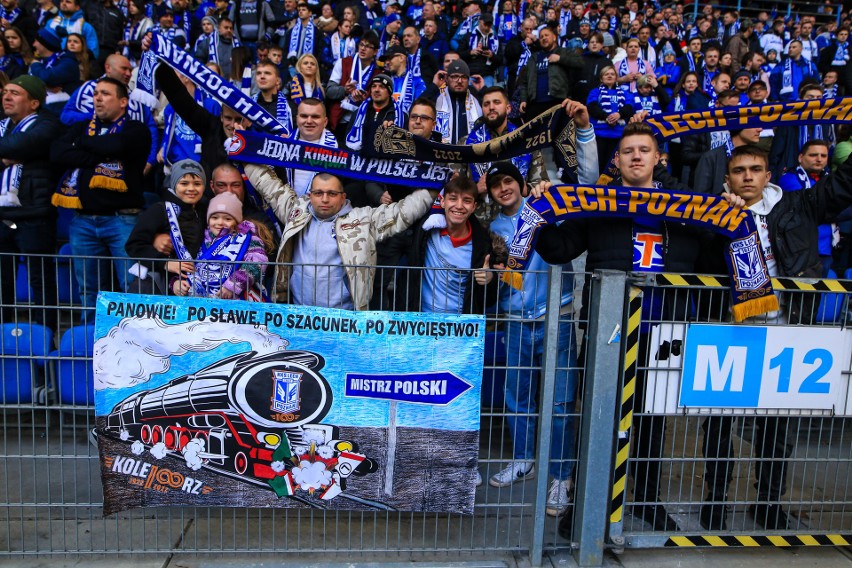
1,0,851,541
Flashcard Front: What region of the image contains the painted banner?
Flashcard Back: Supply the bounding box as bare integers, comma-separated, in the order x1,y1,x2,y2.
93,293,484,515
645,323,852,416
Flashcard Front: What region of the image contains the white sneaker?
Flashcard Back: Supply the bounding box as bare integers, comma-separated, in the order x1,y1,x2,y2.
475,470,483,487
489,462,535,487
546,478,573,517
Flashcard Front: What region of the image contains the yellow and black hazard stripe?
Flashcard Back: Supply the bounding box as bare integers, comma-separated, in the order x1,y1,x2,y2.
610,286,642,525
665,534,852,547
653,273,852,292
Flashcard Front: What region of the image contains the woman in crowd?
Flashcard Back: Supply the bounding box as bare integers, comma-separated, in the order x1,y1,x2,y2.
290,53,324,108
119,0,154,67
587,65,635,174
0,36,25,80
4,27,33,67
66,33,94,83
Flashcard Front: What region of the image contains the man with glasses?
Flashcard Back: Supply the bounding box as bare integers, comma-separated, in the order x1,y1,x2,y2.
370,97,440,309
427,59,482,144
241,159,437,310
327,30,380,137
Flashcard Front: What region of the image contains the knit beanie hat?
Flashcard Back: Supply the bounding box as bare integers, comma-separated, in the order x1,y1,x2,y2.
9,75,46,105
207,191,243,224
169,159,206,193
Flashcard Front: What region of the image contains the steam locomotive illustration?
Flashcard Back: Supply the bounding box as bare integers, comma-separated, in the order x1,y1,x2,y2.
100,350,382,506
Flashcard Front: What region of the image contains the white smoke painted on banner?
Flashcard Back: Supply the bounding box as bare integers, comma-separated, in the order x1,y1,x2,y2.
182,438,205,471
150,442,168,459
292,460,332,491
130,440,144,455
94,318,289,390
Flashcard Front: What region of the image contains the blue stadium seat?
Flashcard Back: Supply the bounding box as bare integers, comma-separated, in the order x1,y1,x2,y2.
482,331,507,408
56,243,82,305
0,323,54,404
56,207,74,242
815,269,843,324
14,257,32,304
51,325,95,406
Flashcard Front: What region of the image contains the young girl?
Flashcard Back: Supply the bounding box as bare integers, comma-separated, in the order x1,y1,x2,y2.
66,33,92,83
174,192,270,301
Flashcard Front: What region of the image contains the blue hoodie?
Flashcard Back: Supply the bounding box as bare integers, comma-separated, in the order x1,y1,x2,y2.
46,9,100,59
490,201,573,320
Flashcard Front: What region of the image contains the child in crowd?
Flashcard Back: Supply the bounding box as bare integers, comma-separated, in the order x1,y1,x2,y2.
172,191,271,301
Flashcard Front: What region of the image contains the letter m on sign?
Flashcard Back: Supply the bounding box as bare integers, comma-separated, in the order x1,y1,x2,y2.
679,324,765,408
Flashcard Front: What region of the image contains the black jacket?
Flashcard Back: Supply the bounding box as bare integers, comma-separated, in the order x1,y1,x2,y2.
535,175,713,323
0,110,62,221
82,0,125,57
757,153,852,279
576,50,611,104
156,65,227,183
125,192,206,268
50,113,150,214
394,213,497,314
692,145,728,195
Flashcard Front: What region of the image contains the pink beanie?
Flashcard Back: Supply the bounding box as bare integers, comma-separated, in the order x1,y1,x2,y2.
207,192,243,223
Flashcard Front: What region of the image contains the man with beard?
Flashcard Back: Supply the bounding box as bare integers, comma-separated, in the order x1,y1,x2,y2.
428,59,481,144
466,86,547,217
517,24,583,121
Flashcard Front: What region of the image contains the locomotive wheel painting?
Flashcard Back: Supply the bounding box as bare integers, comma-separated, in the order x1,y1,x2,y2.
97,349,382,507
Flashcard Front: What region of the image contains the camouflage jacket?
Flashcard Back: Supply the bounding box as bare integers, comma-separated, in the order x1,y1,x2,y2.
245,164,434,309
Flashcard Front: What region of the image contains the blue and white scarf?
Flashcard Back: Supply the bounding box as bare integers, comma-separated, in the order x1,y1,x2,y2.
123,18,151,64
518,41,531,71
558,9,571,38
467,120,531,181
166,201,251,298
0,113,37,206
331,32,356,63
153,23,183,44
146,32,286,135
618,57,646,91
710,130,734,157
456,14,480,38
702,64,718,95
469,28,499,55
824,83,839,99
780,56,794,95
286,127,338,191
0,7,21,25
288,18,315,59
345,98,405,151
799,121,835,149
607,14,617,33
252,91,292,134
341,56,375,112
833,41,849,67
495,12,519,42
289,73,322,106
393,71,417,114
408,48,421,77
685,51,700,72
435,87,482,144
207,29,242,64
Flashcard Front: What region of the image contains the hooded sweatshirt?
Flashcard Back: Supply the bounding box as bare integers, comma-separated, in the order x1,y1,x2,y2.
290,201,354,309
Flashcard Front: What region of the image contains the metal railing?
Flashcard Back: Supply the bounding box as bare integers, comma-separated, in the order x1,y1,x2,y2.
1,251,851,565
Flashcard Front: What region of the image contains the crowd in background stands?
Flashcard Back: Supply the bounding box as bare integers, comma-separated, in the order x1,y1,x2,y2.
0,0,851,540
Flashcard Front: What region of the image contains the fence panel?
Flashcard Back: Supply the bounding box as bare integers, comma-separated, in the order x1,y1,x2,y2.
610,272,852,550
0,251,586,564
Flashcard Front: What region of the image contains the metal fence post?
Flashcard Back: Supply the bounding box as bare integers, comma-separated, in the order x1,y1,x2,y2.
530,265,568,567
572,270,627,567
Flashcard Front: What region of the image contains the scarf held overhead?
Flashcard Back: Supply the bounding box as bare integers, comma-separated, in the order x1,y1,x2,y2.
371,104,578,182
146,33,287,135
227,130,453,189
506,185,779,322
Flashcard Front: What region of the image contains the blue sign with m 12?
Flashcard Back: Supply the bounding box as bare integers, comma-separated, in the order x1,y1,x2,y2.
678,324,851,412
